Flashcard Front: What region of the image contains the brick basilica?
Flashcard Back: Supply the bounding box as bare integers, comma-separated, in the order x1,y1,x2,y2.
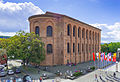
28,12,101,66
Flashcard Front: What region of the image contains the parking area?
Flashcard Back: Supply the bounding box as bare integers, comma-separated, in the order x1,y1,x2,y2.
0,59,116,81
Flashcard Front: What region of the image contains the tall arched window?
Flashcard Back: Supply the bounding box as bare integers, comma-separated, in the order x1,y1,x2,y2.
67,43,70,53
78,28,80,37
47,44,53,54
35,26,39,36
67,24,70,36
73,26,75,37
82,29,85,39
86,30,88,39
47,26,52,37
89,31,91,40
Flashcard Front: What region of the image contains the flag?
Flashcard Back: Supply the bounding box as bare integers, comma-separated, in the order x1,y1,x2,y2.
99,52,101,60
96,52,99,59
93,52,95,61
107,53,109,61
113,53,116,62
109,53,111,61
101,53,104,62
105,52,107,60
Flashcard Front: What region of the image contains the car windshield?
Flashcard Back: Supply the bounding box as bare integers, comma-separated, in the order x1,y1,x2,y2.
9,70,13,72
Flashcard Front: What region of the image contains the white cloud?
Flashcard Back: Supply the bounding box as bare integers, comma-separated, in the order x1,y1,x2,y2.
0,1,44,36
0,32,16,36
0,0,3,2
91,22,120,43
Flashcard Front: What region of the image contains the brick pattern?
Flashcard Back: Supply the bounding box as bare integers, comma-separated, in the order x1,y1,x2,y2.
29,12,101,66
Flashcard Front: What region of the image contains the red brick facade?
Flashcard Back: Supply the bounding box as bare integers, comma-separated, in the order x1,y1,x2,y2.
28,12,101,66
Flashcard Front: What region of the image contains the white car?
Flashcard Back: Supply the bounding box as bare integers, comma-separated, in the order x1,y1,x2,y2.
7,70,14,75
0,71,7,77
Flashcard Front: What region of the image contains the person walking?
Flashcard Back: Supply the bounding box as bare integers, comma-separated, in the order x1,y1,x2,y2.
95,74,98,82
39,77,42,82
113,72,116,77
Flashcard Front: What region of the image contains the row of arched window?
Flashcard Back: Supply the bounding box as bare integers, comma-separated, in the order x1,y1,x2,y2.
67,43,99,54
35,26,53,37
67,24,99,41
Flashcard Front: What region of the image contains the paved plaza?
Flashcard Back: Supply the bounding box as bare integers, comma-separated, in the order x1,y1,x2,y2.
0,60,119,82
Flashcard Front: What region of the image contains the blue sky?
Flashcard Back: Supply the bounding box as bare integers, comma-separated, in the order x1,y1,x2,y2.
0,0,120,43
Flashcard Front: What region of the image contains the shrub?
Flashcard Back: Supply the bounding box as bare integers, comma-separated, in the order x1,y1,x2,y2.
73,71,82,77
90,66,95,70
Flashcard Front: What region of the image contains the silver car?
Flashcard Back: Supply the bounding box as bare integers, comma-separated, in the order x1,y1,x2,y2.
7,70,14,75
0,71,7,77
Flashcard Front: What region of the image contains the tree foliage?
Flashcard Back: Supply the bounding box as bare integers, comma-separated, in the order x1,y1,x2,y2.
101,42,120,53
0,31,45,65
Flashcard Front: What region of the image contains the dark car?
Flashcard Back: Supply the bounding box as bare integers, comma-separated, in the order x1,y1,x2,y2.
23,75,32,82
15,68,21,74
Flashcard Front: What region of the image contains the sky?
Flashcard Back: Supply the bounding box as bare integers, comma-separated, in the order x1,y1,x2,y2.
0,0,120,43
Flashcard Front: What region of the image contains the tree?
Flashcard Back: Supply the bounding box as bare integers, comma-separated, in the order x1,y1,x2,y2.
1,31,45,66
101,42,120,53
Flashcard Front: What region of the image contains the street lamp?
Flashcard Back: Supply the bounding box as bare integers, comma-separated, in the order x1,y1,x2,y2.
116,61,118,72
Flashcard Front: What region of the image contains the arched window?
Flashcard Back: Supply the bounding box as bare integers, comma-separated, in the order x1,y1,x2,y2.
89,31,91,40
35,26,39,35
47,44,53,53
67,24,70,36
73,26,75,37
86,30,88,39
47,26,52,37
67,43,70,53
78,28,80,37
82,29,85,39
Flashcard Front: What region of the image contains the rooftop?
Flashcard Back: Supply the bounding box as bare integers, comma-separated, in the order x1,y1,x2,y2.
28,11,101,31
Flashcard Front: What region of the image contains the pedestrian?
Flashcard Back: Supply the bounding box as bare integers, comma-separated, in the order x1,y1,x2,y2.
39,77,42,82
113,72,116,77
95,74,98,81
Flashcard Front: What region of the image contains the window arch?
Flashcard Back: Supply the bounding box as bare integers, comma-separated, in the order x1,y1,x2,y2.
89,31,91,40
35,26,39,35
47,44,53,54
73,26,75,37
47,26,52,37
67,43,70,53
82,28,85,39
78,28,80,37
67,24,70,36
86,30,88,39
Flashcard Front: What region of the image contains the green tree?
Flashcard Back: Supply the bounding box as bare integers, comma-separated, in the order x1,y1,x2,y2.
101,42,120,53
1,31,45,66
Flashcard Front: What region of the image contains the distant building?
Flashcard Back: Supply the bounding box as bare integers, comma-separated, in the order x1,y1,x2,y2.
28,12,101,66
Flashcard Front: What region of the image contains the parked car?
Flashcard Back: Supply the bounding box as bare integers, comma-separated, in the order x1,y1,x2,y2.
23,75,32,82
15,68,21,74
15,77,22,82
7,70,14,75
0,71,7,77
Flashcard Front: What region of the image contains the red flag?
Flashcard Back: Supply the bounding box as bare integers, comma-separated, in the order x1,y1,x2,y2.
93,52,95,61
104,52,106,60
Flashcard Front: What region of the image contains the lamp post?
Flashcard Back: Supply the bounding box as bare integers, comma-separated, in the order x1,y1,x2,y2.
116,61,118,72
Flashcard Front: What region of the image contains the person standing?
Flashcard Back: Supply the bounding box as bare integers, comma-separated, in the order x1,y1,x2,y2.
39,77,42,82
